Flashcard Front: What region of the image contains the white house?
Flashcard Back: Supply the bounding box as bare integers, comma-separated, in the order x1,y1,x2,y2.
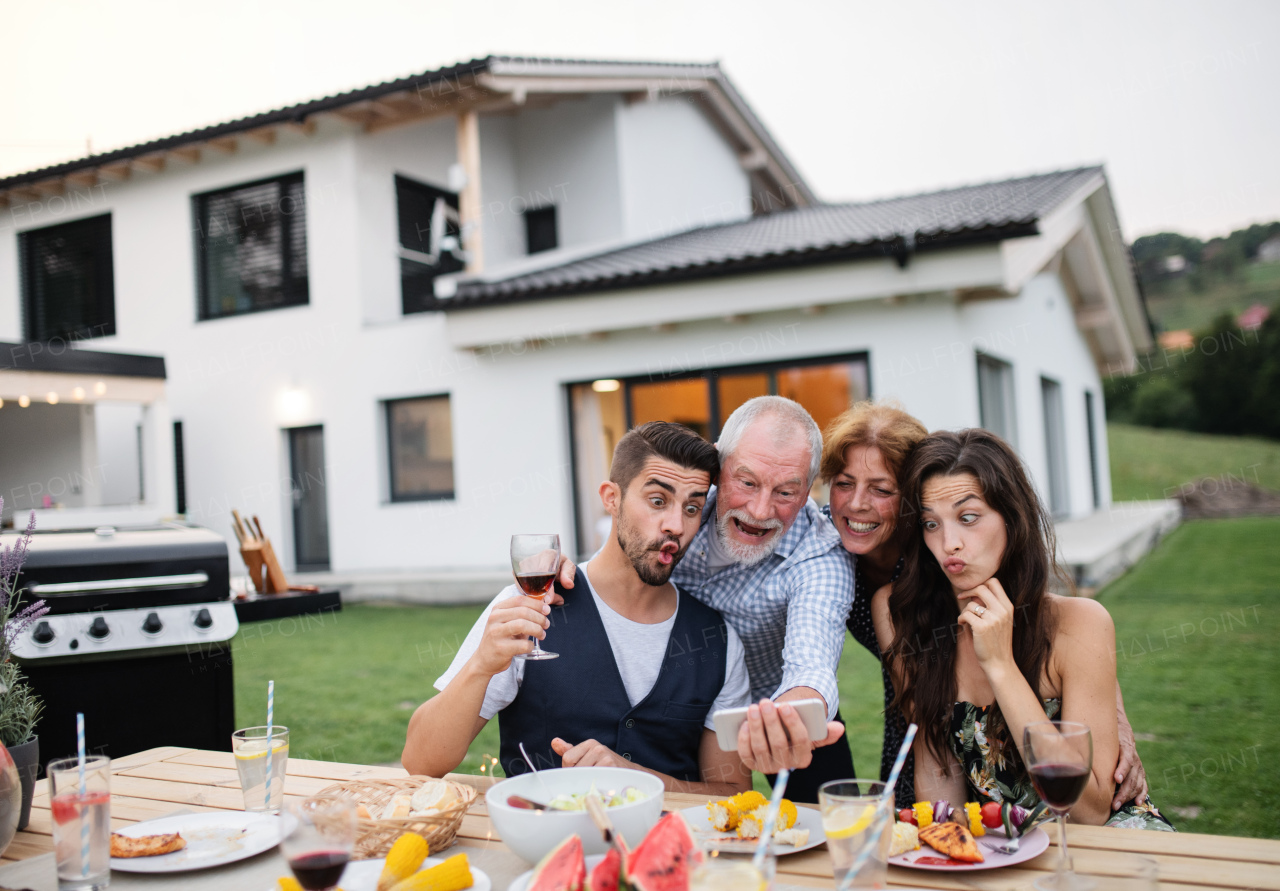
0,56,1152,581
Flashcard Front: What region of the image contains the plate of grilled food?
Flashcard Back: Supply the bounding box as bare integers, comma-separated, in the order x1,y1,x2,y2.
888,799,1050,871
110,811,291,872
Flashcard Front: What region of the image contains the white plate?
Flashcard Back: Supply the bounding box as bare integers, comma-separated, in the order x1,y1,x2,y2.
509,853,605,891
890,824,1050,871
678,804,827,855
111,811,289,873
336,855,492,891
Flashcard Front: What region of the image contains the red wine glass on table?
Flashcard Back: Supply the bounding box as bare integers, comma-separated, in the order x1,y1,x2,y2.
1024,721,1094,891
281,796,357,891
511,533,561,661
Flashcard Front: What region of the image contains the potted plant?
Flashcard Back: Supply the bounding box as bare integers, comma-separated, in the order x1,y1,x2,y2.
0,506,47,832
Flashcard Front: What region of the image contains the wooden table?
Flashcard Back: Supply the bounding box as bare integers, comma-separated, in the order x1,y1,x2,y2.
0,748,1275,889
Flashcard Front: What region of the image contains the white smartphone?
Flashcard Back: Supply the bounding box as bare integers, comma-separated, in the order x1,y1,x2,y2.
711,698,829,752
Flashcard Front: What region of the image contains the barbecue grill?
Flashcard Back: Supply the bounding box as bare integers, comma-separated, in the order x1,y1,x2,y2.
10,523,238,766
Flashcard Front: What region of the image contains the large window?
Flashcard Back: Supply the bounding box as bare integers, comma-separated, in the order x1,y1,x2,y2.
976,354,1017,447
1041,376,1069,517
386,395,455,501
19,213,116,342
195,173,308,320
568,353,870,555
396,175,465,314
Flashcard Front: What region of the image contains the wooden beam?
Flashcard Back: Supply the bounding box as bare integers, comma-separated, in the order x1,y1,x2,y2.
206,136,238,154
65,170,99,187
456,109,483,274
169,146,201,164
98,162,132,182
281,119,316,136
131,154,166,174
32,179,66,197
241,127,277,145
328,108,376,127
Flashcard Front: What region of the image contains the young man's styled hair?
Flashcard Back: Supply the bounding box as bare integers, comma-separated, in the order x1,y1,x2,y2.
609,422,719,494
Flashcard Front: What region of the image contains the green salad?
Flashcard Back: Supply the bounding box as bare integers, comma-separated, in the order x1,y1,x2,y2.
546,783,650,811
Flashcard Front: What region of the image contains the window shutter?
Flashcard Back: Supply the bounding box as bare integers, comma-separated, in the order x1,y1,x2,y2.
19,213,116,343
195,173,308,319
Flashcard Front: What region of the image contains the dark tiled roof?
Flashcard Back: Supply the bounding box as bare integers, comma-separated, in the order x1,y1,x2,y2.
448,166,1104,307
0,56,727,192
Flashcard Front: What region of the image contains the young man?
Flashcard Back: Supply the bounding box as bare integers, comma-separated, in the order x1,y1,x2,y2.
402,422,752,796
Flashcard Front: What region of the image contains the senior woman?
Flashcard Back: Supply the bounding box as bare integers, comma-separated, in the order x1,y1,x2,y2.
819,401,1150,811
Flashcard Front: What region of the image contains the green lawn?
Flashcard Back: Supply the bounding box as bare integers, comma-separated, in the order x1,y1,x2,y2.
1098,518,1279,838
232,603,501,774
1107,423,1280,501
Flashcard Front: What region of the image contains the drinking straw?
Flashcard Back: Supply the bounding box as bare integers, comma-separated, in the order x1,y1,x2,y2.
836,723,918,891
77,712,89,877
264,680,275,809
751,767,790,873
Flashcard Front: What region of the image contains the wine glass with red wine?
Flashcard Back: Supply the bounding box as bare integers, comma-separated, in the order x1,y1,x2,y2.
281,796,357,891
510,534,561,661
1023,721,1094,891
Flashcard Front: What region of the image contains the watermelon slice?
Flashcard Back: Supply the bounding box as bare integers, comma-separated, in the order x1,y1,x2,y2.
625,812,703,891
529,835,587,891
588,845,625,891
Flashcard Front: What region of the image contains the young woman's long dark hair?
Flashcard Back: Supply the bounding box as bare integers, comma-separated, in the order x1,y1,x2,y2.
886,429,1065,770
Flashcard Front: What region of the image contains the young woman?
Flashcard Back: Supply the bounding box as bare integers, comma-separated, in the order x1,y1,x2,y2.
870,429,1171,828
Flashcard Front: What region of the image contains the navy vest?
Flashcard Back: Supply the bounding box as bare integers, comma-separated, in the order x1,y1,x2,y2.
499,567,728,782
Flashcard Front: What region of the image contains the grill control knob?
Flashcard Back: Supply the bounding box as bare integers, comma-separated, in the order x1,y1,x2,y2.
142,612,163,634
88,617,110,639
193,608,213,630
32,621,54,645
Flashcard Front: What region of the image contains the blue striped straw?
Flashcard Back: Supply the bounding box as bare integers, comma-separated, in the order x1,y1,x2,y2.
77,713,89,877
751,767,790,873
264,681,275,810
836,723,918,891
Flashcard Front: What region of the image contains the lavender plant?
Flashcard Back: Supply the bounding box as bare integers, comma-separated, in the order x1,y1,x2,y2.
0,500,46,746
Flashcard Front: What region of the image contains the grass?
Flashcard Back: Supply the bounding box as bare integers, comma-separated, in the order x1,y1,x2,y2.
1143,260,1280,332
232,603,501,774
1098,517,1279,838
1107,423,1280,501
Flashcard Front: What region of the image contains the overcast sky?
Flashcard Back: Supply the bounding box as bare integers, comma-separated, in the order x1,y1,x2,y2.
3,0,1275,239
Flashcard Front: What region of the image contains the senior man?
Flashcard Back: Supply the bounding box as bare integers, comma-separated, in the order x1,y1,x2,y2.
556,397,859,799
667,395,855,801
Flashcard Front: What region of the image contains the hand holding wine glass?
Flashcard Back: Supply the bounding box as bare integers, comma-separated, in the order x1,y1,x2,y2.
281,796,356,891
510,534,561,661
1024,721,1094,891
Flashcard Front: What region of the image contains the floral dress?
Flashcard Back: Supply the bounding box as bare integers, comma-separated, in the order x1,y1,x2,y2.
950,698,1175,831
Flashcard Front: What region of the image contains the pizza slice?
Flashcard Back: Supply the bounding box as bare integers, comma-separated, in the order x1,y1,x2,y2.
918,820,984,862
110,831,186,858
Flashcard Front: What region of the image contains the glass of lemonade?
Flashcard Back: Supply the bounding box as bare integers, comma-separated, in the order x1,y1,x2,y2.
690,856,769,891
48,754,111,891
232,725,289,812
818,779,894,889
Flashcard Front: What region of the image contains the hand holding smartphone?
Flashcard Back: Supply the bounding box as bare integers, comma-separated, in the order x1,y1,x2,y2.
711,698,828,752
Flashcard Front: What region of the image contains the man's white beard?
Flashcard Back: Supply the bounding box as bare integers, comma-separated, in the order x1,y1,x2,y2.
715,508,784,566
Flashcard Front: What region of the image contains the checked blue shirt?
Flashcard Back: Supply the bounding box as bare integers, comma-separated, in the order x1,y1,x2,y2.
671,490,855,721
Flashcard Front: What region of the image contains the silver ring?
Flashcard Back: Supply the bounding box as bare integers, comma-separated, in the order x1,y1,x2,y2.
972,605,987,617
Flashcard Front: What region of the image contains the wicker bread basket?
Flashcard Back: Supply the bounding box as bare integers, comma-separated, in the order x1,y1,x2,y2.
317,777,477,860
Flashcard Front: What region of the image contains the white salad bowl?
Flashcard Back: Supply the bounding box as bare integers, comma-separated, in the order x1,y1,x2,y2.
486,767,665,863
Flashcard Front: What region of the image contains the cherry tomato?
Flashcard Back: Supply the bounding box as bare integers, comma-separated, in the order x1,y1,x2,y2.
897,807,917,826
980,801,1003,828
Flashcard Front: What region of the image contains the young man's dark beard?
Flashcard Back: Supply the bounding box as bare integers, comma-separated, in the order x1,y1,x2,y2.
615,506,685,586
